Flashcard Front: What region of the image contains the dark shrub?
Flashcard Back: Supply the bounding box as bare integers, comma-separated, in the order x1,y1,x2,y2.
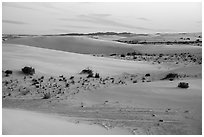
133,56,137,59
70,76,74,79
133,80,137,83
145,73,150,77
80,68,93,75
161,73,179,80
42,92,51,99
110,53,117,56
127,53,131,56
121,54,125,57
169,78,174,81
178,82,189,89
5,70,13,75
95,73,100,78
87,73,94,78
22,66,35,75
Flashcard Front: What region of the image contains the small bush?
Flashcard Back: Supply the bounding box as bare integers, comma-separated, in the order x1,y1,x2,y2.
80,68,93,75
178,82,189,89
133,80,137,83
110,53,117,56
121,54,125,57
161,73,179,80
22,66,35,75
42,92,51,99
95,73,100,78
145,73,150,77
87,73,94,78
5,70,13,75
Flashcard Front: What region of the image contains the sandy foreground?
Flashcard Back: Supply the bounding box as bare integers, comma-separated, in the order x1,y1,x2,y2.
2,43,202,135
2,108,130,135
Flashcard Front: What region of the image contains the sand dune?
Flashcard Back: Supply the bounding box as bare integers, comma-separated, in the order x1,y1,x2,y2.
4,35,201,55
75,79,202,134
2,108,130,135
76,79,202,109
118,32,201,43
3,36,135,54
2,44,166,76
131,44,202,55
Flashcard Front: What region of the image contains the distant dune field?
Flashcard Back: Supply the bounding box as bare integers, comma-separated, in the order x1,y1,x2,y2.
131,44,202,55
4,35,201,55
3,36,135,55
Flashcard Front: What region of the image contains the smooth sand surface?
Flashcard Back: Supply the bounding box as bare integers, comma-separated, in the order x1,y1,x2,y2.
3,36,135,54
2,108,130,135
76,79,202,109
3,44,166,76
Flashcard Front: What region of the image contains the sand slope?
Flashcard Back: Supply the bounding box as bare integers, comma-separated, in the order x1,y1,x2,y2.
75,79,202,134
2,108,130,135
3,44,166,76
3,36,135,54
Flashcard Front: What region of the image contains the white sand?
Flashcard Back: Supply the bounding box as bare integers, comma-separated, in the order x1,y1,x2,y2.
2,108,130,135
2,44,165,76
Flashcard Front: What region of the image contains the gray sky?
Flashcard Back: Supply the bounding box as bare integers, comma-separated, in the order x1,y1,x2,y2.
2,2,202,34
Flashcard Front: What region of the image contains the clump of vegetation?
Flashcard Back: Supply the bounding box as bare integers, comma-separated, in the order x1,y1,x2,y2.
110,53,117,56
22,66,35,75
145,73,150,77
80,67,95,78
178,82,189,89
4,70,13,77
120,54,125,57
42,92,51,99
161,73,179,80
95,73,100,78
133,80,137,83
87,72,94,78
5,70,13,75
80,67,93,75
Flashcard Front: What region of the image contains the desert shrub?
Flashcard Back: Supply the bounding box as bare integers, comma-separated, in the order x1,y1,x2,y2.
80,68,93,75
127,53,131,56
110,53,117,56
42,92,51,99
133,80,137,83
159,54,164,57
178,82,189,89
87,73,94,78
95,73,100,78
133,56,137,59
145,73,150,77
161,73,179,80
169,78,174,81
5,70,13,75
121,54,125,57
196,39,200,42
22,66,35,75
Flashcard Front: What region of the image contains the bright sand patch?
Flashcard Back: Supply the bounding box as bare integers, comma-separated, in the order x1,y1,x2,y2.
2,44,165,76
2,108,130,135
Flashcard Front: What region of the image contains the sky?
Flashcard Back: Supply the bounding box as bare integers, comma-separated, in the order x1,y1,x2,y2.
2,2,202,34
